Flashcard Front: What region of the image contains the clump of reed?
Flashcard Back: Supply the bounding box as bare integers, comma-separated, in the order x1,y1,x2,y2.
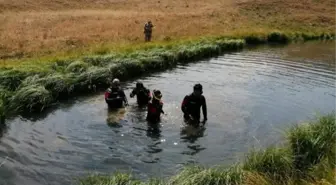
287,114,335,176
9,84,54,112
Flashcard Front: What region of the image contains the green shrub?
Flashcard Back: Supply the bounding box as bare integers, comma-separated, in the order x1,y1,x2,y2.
168,165,244,185
10,85,54,112
66,61,90,73
244,35,267,44
243,147,294,183
288,114,336,174
267,32,289,43
0,69,30,90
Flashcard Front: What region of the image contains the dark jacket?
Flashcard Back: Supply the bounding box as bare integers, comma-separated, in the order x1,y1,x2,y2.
130,87,151,105
144,22,153,34
181,93,207,122
105,87,127,108
146,99,164,123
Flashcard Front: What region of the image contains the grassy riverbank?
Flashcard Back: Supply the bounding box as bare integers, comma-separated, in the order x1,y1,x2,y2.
0,32,335,118
78,114,336,185
0,0,335,117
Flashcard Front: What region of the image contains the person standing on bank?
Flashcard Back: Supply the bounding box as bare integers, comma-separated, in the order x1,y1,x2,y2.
181,83,207,127
144,20,154,42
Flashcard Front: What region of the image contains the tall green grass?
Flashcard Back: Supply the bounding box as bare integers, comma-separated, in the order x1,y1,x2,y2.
0,31,334,116
78,114,336,185
0,38,245,115
243,147,294,183
287,114,336,176
0,87,10,124
0,99,4,124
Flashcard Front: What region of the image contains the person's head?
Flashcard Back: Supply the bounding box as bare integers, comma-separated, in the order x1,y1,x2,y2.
193,83,203,97
136,81,144,89
153,89,162,100
112,78,120,87
148,20,151,24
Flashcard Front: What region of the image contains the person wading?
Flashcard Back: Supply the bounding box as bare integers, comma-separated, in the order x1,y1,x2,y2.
181,83,207,127
104,78,128,109
146,90,164,123
130,81,151,106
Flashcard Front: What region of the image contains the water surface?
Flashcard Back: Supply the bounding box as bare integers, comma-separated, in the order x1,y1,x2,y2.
0,41,335,185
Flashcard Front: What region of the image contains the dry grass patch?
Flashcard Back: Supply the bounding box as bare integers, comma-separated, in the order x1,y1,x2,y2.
0,0,334,60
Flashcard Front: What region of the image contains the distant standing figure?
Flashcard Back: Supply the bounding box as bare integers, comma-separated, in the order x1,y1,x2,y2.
144,20,154,42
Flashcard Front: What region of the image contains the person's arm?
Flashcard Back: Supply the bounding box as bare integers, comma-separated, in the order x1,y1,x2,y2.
130,88,136,98
121,90,128,104
160,102,164,114
147,89,152,101
144,25,147,33
201,96,207,123
181,96,188,114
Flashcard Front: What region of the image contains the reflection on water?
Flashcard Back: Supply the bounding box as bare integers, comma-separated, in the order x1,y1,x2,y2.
180,125,206,156
0,41,335,185
106,107,127,127
147,123,162,139
180,125,206,144
0,123,7,138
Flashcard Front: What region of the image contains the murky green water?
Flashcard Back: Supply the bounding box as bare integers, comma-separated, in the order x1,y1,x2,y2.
0,41,335,185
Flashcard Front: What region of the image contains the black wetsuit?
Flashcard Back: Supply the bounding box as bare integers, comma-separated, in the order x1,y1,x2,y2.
105,87,127,108
130,87,151,106
146,99,164,123
181,93,207,126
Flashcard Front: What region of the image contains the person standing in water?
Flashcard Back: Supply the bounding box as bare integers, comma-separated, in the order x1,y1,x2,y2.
181,83,207,127
144,20,154,42
130,81,151,106
146,90,164,123
104,78,128,109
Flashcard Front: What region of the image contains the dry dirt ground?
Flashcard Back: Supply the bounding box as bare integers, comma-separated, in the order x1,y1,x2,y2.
0,0,334,59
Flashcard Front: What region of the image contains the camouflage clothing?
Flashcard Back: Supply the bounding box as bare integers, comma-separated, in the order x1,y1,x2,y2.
144,21,154,42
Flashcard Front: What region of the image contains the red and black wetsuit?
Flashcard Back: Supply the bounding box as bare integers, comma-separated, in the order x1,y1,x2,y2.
105,87,127,108
130,87,151,106
146,99,164,123
181,93,207,125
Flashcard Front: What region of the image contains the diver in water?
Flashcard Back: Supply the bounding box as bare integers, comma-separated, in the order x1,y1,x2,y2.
146,89,164,123
104,78,128,109
130,81,151,106
181,83,207,127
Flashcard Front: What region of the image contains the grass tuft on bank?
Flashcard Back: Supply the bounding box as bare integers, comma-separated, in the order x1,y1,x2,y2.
78,114,336,185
